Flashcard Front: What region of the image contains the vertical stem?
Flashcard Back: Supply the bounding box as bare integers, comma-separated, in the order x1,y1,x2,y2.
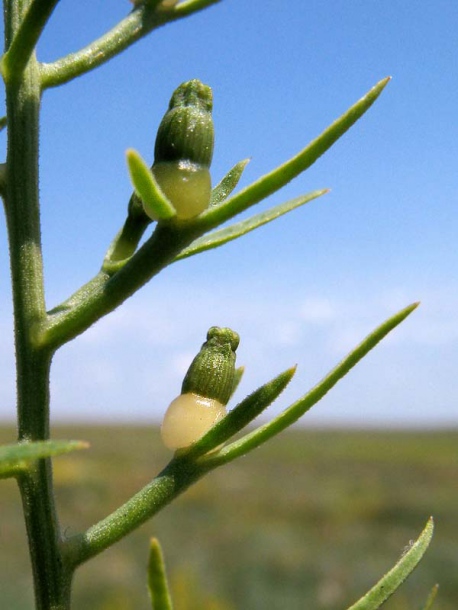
4,1,72,607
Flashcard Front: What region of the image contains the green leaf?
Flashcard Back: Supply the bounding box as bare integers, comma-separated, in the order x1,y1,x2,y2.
176,189,328,261
148,538,174,610
210,158,250,206
212,302,418,465
0,440,89,479
231,365,245,398
126,149,176,221
421,584,439,610
182,366,296,460
345,518,434,610
173,0,221,18
194,77,390,232
0,115,7,131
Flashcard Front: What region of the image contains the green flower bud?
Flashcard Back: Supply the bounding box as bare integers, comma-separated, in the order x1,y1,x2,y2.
161,327,240,450
150,79,214,221
181,326,239,405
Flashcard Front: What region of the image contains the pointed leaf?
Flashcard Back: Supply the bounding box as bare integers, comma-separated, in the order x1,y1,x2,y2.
421,584,439,610
148,538,174,610
0,440,89,479
211,302,418,465
182,366,296,460
194,77,390,232
126,149,176,221
346,518,434,610
210,158,250,206
176,189,328,261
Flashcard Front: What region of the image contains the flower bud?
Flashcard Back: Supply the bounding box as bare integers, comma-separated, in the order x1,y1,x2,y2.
181,326,239,405
161,327,240,450
150,79,214,221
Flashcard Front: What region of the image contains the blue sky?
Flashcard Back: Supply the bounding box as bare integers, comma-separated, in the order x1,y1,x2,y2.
0,1,457,426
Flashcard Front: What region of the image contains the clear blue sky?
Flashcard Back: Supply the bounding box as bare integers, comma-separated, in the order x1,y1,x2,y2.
1,1,457,426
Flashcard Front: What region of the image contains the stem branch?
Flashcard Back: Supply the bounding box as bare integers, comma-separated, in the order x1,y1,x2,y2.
39,0,220,89
1,0,61,82
38,222,199,350
66,457,210,567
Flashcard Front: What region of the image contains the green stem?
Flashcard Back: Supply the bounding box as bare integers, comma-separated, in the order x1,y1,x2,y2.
1,0,61,83
3,2,72,607
39,0,221,89
65,457,210,567
37,222,199,350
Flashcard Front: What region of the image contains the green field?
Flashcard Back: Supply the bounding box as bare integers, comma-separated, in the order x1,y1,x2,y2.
1,426,456,609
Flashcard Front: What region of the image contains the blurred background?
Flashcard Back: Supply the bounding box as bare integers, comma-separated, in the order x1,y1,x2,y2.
1,426,457,609
0,2,457,609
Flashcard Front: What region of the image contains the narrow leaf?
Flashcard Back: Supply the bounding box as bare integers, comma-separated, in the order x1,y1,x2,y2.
346,518,434,610
421,584,439,610
148,538,174,610
212,302,418,465
182,366,296,460
231,366,245,398
0,115,7,131
176,189,328,261
173,0,221,18
210,158,251,206
195,77,390,231
0,440,89,479
126,149,176,221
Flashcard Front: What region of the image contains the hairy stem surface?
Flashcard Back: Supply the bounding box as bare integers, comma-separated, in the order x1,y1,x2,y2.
3,2,72,607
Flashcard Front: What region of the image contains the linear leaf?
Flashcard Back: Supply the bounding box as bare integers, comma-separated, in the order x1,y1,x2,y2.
194,77,390,232
126,149,176,221
346,518,434,610
0,440,89,479
183,366,296,460
210,302,418,465
210,158,250,206
148,538,174,610
421,584,439,610
231,366,245,398
176,189,328,260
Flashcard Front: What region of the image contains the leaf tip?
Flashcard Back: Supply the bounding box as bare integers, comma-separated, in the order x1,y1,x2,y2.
408,301,421,313
125,147,140,163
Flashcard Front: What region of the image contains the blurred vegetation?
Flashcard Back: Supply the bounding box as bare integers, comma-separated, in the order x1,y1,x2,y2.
0,425,456,609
